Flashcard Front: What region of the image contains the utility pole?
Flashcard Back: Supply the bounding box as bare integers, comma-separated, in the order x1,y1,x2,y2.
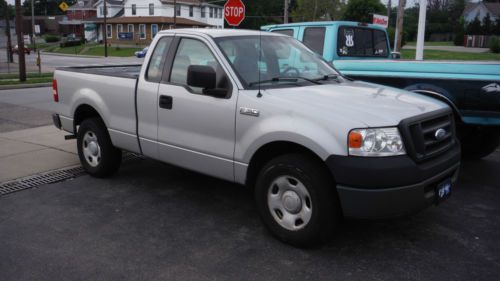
387,0,392,19
394,0,406,52
103,0,108,57
31,0,36,51
173,0,177,28
15,0,26,82
415,0,427,60
284,0,289,23
4,4,14,63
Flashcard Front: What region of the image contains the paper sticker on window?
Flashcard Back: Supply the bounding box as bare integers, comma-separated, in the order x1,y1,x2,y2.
344,29,354,47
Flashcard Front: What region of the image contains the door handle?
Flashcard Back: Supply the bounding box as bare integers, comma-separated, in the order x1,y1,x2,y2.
159,95,173,109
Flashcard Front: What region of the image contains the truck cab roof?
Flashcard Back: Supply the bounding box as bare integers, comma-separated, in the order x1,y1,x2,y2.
261,21,388,32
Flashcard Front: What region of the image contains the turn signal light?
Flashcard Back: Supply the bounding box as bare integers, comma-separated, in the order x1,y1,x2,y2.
348,131,363,149
52,79,59,102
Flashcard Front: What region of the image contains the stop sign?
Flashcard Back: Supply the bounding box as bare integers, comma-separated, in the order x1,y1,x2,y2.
224,0,245,27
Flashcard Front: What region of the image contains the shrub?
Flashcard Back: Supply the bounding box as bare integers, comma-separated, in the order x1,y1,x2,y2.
44,34,60,43
490,36,500,53
60,40,82,48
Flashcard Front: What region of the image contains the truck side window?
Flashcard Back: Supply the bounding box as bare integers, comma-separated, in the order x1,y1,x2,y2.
170,38,227,95
271,29,294,37
303,27,326,56
146,37,173,82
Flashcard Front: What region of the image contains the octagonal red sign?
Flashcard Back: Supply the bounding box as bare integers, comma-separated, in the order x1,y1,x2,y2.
224,0,246,27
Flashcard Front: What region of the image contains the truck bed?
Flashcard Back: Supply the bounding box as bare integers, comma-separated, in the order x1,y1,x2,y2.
57,64,142,79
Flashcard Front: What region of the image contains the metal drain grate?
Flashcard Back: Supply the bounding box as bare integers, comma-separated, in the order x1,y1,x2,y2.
0,153,144,196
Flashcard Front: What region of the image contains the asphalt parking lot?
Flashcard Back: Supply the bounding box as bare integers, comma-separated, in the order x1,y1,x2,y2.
1,149,499,281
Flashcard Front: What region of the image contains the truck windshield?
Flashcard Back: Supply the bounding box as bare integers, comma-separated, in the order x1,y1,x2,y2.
215,35,339,88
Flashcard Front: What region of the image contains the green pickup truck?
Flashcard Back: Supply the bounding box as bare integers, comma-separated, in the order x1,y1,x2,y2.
262,21,500,159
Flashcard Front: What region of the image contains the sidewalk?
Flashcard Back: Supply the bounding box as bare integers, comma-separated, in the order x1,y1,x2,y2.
0,125,79,182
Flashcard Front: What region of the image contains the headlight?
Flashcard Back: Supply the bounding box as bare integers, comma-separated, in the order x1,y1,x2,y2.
348,127,405,157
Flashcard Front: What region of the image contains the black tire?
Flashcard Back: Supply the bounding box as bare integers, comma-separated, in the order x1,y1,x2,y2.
77,117,122,177
461,128,499,160
255,153,340,247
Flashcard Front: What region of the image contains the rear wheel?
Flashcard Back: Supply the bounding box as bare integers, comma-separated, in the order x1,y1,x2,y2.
255,154,339,247
77,118,122,177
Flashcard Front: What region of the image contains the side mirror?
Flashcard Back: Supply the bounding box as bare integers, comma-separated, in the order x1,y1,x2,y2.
187,65,216,89
187,65,227,98
391,52,401,60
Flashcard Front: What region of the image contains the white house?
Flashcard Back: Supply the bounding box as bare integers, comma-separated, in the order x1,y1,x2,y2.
104,0,224,45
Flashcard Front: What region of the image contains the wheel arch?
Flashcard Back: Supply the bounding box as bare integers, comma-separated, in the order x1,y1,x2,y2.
245,141,334,189
73,104,105,133
404,84,463,123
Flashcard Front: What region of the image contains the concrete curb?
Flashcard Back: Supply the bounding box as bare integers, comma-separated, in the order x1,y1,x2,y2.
40,51,102,58
0,83,52,90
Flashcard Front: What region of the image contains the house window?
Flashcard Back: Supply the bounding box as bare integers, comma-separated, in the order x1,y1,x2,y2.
209,7,213,18
189,6,193,17
176,5,181,16
117,24,123,38
149,3,154,15
201,7,206,18
106,24,112,39
139,24,146,39
219,8,223,18
99,7,103,16
151,24,158,38
132,4,136,15
127,24,134,38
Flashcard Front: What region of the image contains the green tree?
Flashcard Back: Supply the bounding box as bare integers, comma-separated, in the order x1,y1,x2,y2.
342,0,385,23
467,16,483,35
237,0,283,30
292,0,344,22
483,13,493,35
22,0,77,16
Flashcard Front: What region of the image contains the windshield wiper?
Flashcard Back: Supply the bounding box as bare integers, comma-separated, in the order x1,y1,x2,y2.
249,76,322,87
314,74,340,82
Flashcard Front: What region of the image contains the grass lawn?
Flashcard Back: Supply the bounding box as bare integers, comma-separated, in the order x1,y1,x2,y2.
405,41,454,46
401,49,500,60
0,72,53,85
82,46,142,57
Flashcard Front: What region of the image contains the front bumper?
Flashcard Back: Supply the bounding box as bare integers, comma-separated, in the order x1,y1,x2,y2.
326,141,461,219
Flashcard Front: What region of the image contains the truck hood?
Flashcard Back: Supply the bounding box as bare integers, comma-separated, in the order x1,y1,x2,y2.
263,80,447,127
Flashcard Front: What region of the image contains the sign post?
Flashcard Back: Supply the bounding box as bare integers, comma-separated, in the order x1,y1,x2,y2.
224,0,245,27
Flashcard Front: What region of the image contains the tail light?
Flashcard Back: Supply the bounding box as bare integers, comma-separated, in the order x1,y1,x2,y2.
52,79,59,102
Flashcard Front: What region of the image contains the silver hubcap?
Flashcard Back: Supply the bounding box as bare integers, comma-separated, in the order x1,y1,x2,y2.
267,176,312,231
82,131,101,167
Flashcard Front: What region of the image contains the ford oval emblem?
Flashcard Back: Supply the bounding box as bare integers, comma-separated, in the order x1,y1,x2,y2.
435,128,447,140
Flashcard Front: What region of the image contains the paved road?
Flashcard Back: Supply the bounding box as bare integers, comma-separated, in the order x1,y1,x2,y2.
0,88,499,281
0,49,143,73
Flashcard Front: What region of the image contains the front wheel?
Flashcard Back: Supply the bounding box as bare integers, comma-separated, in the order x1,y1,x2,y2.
255,154,340,247
77,118,122,177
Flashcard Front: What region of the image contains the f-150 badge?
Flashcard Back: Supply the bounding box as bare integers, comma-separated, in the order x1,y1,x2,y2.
482,83,500,93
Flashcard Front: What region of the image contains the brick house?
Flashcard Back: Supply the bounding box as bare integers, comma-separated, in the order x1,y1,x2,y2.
59,0,98,39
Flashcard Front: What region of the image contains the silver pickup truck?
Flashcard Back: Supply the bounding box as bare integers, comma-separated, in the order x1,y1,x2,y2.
52,29,461,247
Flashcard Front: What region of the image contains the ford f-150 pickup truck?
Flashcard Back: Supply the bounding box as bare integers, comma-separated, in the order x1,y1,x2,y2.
52,29,461,247
262,21,500,159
